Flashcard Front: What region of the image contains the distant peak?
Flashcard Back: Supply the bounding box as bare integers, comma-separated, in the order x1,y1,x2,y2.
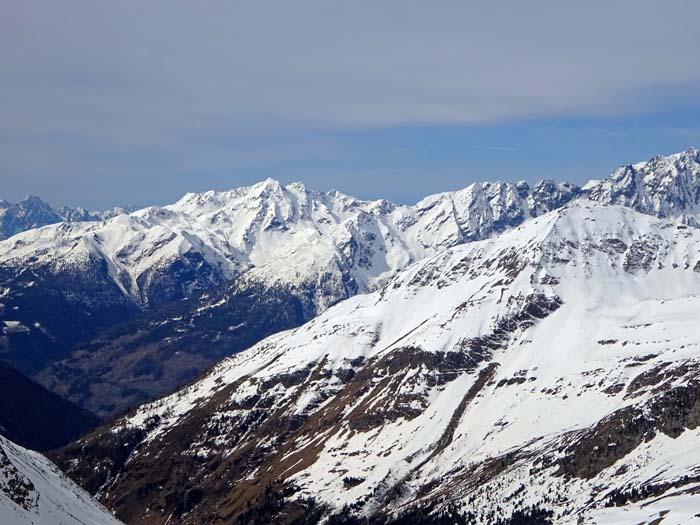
286,181,307,192
20,194,49,204
675,146,699,161
674,146,698,155
257,177,282,189
645,146,699,165
584,147,700,218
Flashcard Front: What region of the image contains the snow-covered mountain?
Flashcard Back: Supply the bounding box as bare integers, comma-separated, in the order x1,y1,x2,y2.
4,146,699,331
0,196,64,240
12,148,700,415
0,195,130,240
54,201,700,524
586,147,700,217
30,178,578,417
0,434,122,525
7,147,700,339
57,205,133,223
0,177,577,378
2,178,580,309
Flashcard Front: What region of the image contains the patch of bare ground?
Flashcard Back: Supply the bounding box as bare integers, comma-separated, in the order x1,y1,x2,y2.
556,377,700,480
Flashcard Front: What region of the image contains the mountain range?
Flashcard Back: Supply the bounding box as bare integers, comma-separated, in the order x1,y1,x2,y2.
0,195,132,240
2,147,700,524
1,149,699,418
54,199,700,524
4,176,580,413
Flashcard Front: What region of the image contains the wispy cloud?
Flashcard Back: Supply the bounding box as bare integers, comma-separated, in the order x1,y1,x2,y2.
1,1,699,206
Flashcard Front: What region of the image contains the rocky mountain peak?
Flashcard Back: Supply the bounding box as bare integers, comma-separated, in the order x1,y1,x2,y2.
586,147,700,217
0,196,63,240
5,147,700,420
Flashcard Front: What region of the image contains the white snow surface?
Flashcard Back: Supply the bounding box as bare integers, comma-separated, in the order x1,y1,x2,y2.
587,147,700,217
0,434,123,525
104,200,700,522
5,147,700,523
0,147,698,316
0,176,573,309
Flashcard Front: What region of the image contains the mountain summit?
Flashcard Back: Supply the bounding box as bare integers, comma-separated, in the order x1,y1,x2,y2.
30,175,579,416
2,149,698,416
586,147,700,216
0,174,577,379
55,199,700,523
0,195,133,241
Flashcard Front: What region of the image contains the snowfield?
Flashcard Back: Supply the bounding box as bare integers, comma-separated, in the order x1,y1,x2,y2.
0,435,123,525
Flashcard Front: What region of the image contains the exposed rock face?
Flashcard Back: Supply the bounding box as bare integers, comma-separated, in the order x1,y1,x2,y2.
0,195,130,240
2,149,700,524
556,374,700,480
0,196,63,240
6,148,700,416
53,202,700,524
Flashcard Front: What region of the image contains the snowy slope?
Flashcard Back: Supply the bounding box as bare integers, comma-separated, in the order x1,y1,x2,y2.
2,148,697,376
0,434,122,525
585,484,700,525
4,147,700,418
1,147,697,319
55,201,700,524
32,178,579,416
0,177,576,378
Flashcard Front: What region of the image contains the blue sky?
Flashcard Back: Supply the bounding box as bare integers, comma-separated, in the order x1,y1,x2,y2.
2,1,700,209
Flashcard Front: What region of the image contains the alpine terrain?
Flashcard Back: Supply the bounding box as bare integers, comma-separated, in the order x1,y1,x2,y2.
32,148,700,418
1,148,699,525
0,433,123,525
55,192,700,523
5,1,700,522
0,195,131,240
8,176,578,414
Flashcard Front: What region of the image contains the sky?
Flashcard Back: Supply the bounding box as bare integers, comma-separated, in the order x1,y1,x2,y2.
2,1,700,209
